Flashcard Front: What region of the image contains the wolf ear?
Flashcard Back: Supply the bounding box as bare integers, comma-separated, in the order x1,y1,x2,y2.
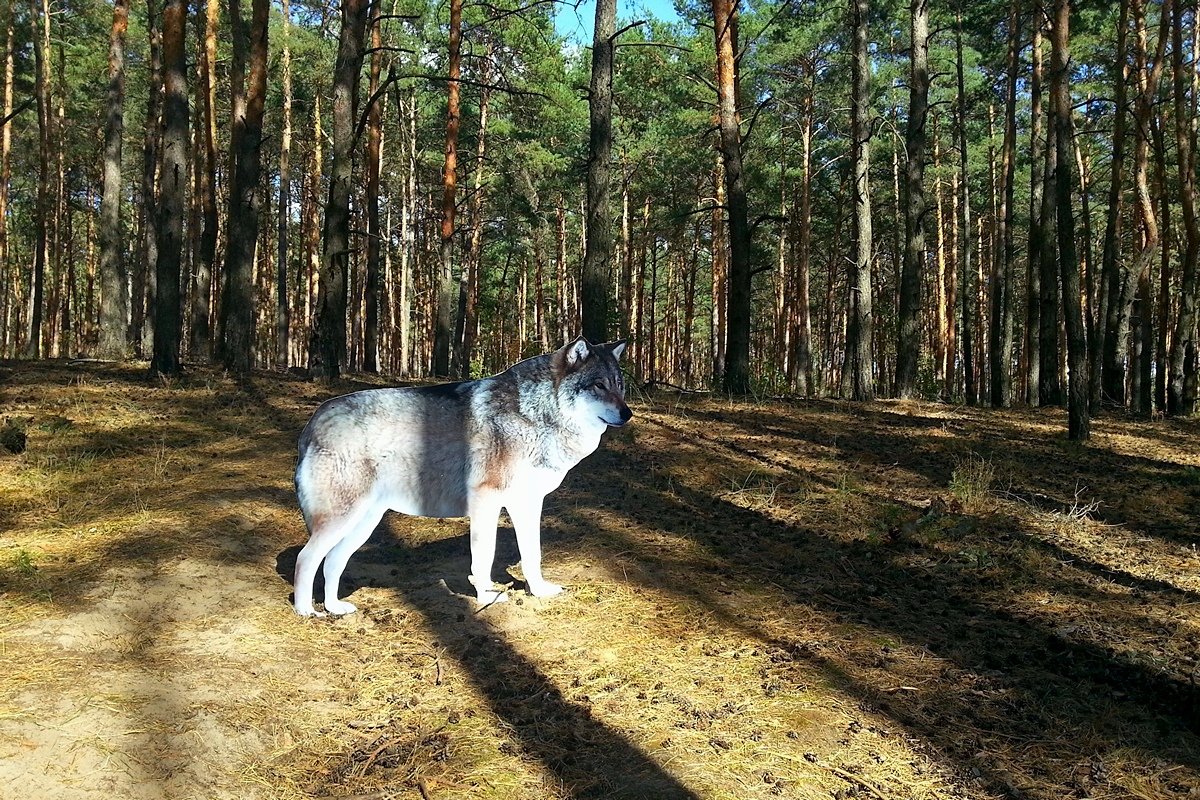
562,336,593,369
602,340,627,360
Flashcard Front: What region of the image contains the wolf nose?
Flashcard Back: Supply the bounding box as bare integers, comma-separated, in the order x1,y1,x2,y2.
619,406,633,423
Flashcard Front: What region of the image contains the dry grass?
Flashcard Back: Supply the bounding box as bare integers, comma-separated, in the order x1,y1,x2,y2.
2,360,1199,799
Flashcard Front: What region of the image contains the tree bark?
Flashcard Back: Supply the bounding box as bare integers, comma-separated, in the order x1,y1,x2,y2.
955,11,974,404
275,0,293,369
1026,10,1045,405
25,0,52,358
310,0,368,381
841,0,873,400
97,0,129,359
896,0,928,398
1111,0,1170,408
1093,0,1132,408
363,0,382,373
432,0,462,376
189,0,219,360
150,0,188,376
990,0,1019,407
1050,0,1088,439
1168,0,1200,415
219,0,269,373
712,0,753,394
457,62,491,378
0,0,12,355
582,0,615,344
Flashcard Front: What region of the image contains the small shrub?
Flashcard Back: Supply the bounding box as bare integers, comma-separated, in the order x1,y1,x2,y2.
950,454,994,507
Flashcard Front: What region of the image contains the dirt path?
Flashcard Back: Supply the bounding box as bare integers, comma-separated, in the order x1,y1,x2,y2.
2,362,1198,799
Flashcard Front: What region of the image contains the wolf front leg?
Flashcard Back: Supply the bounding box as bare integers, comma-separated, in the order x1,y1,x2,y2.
467,495,508,605
508,494,563,598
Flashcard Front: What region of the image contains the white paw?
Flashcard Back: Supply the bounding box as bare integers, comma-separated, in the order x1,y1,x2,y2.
527,580,564,598
294,603,325,618
475,589,509,606
324,599,358,616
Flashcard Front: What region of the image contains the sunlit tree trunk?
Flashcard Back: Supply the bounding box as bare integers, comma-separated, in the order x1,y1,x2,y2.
189,0,219,360
25,0,52,358
1168,0,1200,415
97,0,129,359
896,0,928,399
712,0,752,394
1026,11,1045,405
275,0,293,369
220,0,268,373
841,0,873,400
955,12,974,404
458,67,491,378
150,0,188,376
310,0,368,381
0,1,12,355
1093,0,1132,408
433,0,462,375
1051,0,1088,439
989,0,1018,407
363,0,382,373
582,0,615,344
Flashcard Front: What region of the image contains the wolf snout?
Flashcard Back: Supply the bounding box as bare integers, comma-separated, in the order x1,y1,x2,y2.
604,406,633,426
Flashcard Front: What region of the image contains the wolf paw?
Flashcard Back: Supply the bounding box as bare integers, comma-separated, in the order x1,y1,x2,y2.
324,599,358,616
475,589,509,606
527,580,564,598
294,605,327,618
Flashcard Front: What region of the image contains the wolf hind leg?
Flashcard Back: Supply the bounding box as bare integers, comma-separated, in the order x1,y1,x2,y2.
509,494,562,598
468,493,507,605
320,502,386,615
293,499,374,617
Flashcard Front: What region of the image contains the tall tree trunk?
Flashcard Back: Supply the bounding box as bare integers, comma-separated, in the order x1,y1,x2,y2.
841,0,873,400
990,0,1019,407
1039,97,1061,405
955,11,974,404
220,0,269,373
98,0,129,359
793,82,815,395
1026,10,1045,405
25,0,52,358
363,0,382,373
134,0,162,356
1113,0,1171,407
432,0,462,376
150,0,188,376
711,157,726,387
1154,104,1171,412
896,0,928,398
310,0,368,381
275,0,293,369
712,0,753,394
458,65,491,378
190,0,219,359
1168,0,1200,415
1051,0,1088,439
582,0,615,344
0,0,12,356
1094,0,1132,408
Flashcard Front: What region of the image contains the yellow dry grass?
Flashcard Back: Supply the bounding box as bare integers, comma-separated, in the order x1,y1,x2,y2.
1,360,1198,800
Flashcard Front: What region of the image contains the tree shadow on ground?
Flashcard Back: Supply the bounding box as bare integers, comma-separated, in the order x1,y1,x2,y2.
531,404,1200,798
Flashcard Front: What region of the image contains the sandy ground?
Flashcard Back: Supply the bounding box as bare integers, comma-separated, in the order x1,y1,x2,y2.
2,361,1198,799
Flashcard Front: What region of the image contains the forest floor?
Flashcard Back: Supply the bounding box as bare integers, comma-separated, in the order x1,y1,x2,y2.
1,360,1199,800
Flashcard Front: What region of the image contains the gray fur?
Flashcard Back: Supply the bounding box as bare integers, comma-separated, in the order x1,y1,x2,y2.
292,337,631,615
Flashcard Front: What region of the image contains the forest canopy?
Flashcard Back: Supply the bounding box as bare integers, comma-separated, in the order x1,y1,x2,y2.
1,0,1198,440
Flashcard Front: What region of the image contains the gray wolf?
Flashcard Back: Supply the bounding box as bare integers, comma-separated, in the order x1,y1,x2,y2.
292,337,631,616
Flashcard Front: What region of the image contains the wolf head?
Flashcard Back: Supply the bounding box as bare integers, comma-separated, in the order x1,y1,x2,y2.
553,337,633,429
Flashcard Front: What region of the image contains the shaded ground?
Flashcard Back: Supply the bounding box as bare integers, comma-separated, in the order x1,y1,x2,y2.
1,359,1198,799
